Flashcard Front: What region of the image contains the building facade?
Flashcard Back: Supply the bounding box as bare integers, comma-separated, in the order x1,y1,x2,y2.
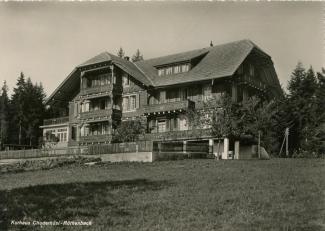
41,40,281,149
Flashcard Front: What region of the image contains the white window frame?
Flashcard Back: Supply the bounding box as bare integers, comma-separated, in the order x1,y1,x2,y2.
122,94,137,112
158,120,166,133
166,67,173,75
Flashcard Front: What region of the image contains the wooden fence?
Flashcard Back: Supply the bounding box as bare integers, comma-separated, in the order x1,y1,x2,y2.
153,141,209,153
88,141,153,155
0,147,86,160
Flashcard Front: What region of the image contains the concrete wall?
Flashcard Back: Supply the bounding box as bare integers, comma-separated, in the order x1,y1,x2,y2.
99,152,153,163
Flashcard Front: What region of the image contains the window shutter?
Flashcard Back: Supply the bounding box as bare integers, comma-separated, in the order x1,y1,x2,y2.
166,119,170,131
136,94,140,108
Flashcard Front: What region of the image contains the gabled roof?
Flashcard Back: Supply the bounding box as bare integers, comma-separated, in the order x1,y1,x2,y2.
78,52,153,86
46,52,152,104
136,39,263,87
46,39,279,105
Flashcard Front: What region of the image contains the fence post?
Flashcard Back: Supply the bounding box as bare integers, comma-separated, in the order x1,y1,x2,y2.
183,141,187,154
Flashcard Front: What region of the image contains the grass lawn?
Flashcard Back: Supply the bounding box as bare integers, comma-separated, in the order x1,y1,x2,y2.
0,159,324,231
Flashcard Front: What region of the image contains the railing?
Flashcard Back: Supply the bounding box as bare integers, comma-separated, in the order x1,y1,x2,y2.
0,147,88,160
240,75,266,91
79,134,113,143
153,141,209,153
88,141,153,155
79,108,121,121
43,116,69,126
80,84,122,96
143,99,195,114
143,129,212,141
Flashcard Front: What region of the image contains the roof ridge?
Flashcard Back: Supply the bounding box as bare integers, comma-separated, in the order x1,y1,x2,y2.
135,39,252,64
133,61,155,86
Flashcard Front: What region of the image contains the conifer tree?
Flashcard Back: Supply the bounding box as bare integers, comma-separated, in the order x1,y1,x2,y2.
117,47,125,58
0,81,10,149
10,72,27,145
131,49,144,62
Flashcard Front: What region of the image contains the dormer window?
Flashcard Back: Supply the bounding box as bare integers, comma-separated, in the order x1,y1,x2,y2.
157,63,190,76
166,67,173,75
181,64,189,72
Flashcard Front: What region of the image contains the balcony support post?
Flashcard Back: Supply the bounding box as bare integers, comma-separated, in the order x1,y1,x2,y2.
183,140,187,154
222,138,229,159
234,140,240,160
209,139,214,156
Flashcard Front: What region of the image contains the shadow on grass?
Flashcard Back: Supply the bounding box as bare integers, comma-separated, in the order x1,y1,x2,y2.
0,179,171,230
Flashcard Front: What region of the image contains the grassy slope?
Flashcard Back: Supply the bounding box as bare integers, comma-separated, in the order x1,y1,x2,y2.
0,159,324,231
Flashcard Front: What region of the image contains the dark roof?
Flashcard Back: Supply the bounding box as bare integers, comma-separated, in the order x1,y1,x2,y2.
78,52,153,86
136,39,260,86
46,39,279,104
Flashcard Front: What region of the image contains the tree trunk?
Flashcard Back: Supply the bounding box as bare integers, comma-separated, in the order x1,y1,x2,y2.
19,121,22,145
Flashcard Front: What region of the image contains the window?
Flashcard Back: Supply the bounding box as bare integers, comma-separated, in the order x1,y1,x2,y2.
174,65,180,74
203,85,212,101
166,67,173,75
123,74,130,86
158,69,165,76
122,95,137,112
57,128,67,142
179,117,188,131
157,63,190,76
158,120,166,133
181,64,189,72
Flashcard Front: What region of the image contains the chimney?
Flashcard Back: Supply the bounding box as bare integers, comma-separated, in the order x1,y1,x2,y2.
124,56,130,61
210,41,213,47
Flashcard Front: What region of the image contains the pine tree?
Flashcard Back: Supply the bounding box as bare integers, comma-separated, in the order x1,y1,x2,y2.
117,47,125,58
22,78,46,147
0,81,10,149
131,49,144,62
285,63,322,156
10,72,27,145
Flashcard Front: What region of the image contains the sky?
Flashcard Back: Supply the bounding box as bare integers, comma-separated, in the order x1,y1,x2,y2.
0,2,323,97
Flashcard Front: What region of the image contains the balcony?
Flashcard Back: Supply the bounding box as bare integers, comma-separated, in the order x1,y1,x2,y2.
80,84,122,97
79,134,112,143
142,129,212,141
143,100,195,115
239,75,266,91
43,116,69,126
79,108,121,121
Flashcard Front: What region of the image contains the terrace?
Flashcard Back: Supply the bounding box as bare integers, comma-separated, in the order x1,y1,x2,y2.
143,99,195,115
143,128,212,141
79,109,121,121
80,84,122,97
43,116,69,126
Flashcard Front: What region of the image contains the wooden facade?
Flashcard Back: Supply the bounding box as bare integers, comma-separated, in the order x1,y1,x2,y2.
41,40,281,147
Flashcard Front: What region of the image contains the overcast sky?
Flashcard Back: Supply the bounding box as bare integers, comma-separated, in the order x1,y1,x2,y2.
0,2,323,96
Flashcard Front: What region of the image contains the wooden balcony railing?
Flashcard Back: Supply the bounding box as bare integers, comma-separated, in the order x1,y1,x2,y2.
80,84,122,96
240,75,266,91
143,99,195,115
43,116,69,126
142,129,212,141
79,108,121,121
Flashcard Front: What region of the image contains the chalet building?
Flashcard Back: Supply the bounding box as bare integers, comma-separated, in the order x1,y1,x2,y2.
41,39,281,157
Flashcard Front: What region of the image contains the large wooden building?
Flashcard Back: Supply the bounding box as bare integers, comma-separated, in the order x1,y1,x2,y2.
41,39,281,156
